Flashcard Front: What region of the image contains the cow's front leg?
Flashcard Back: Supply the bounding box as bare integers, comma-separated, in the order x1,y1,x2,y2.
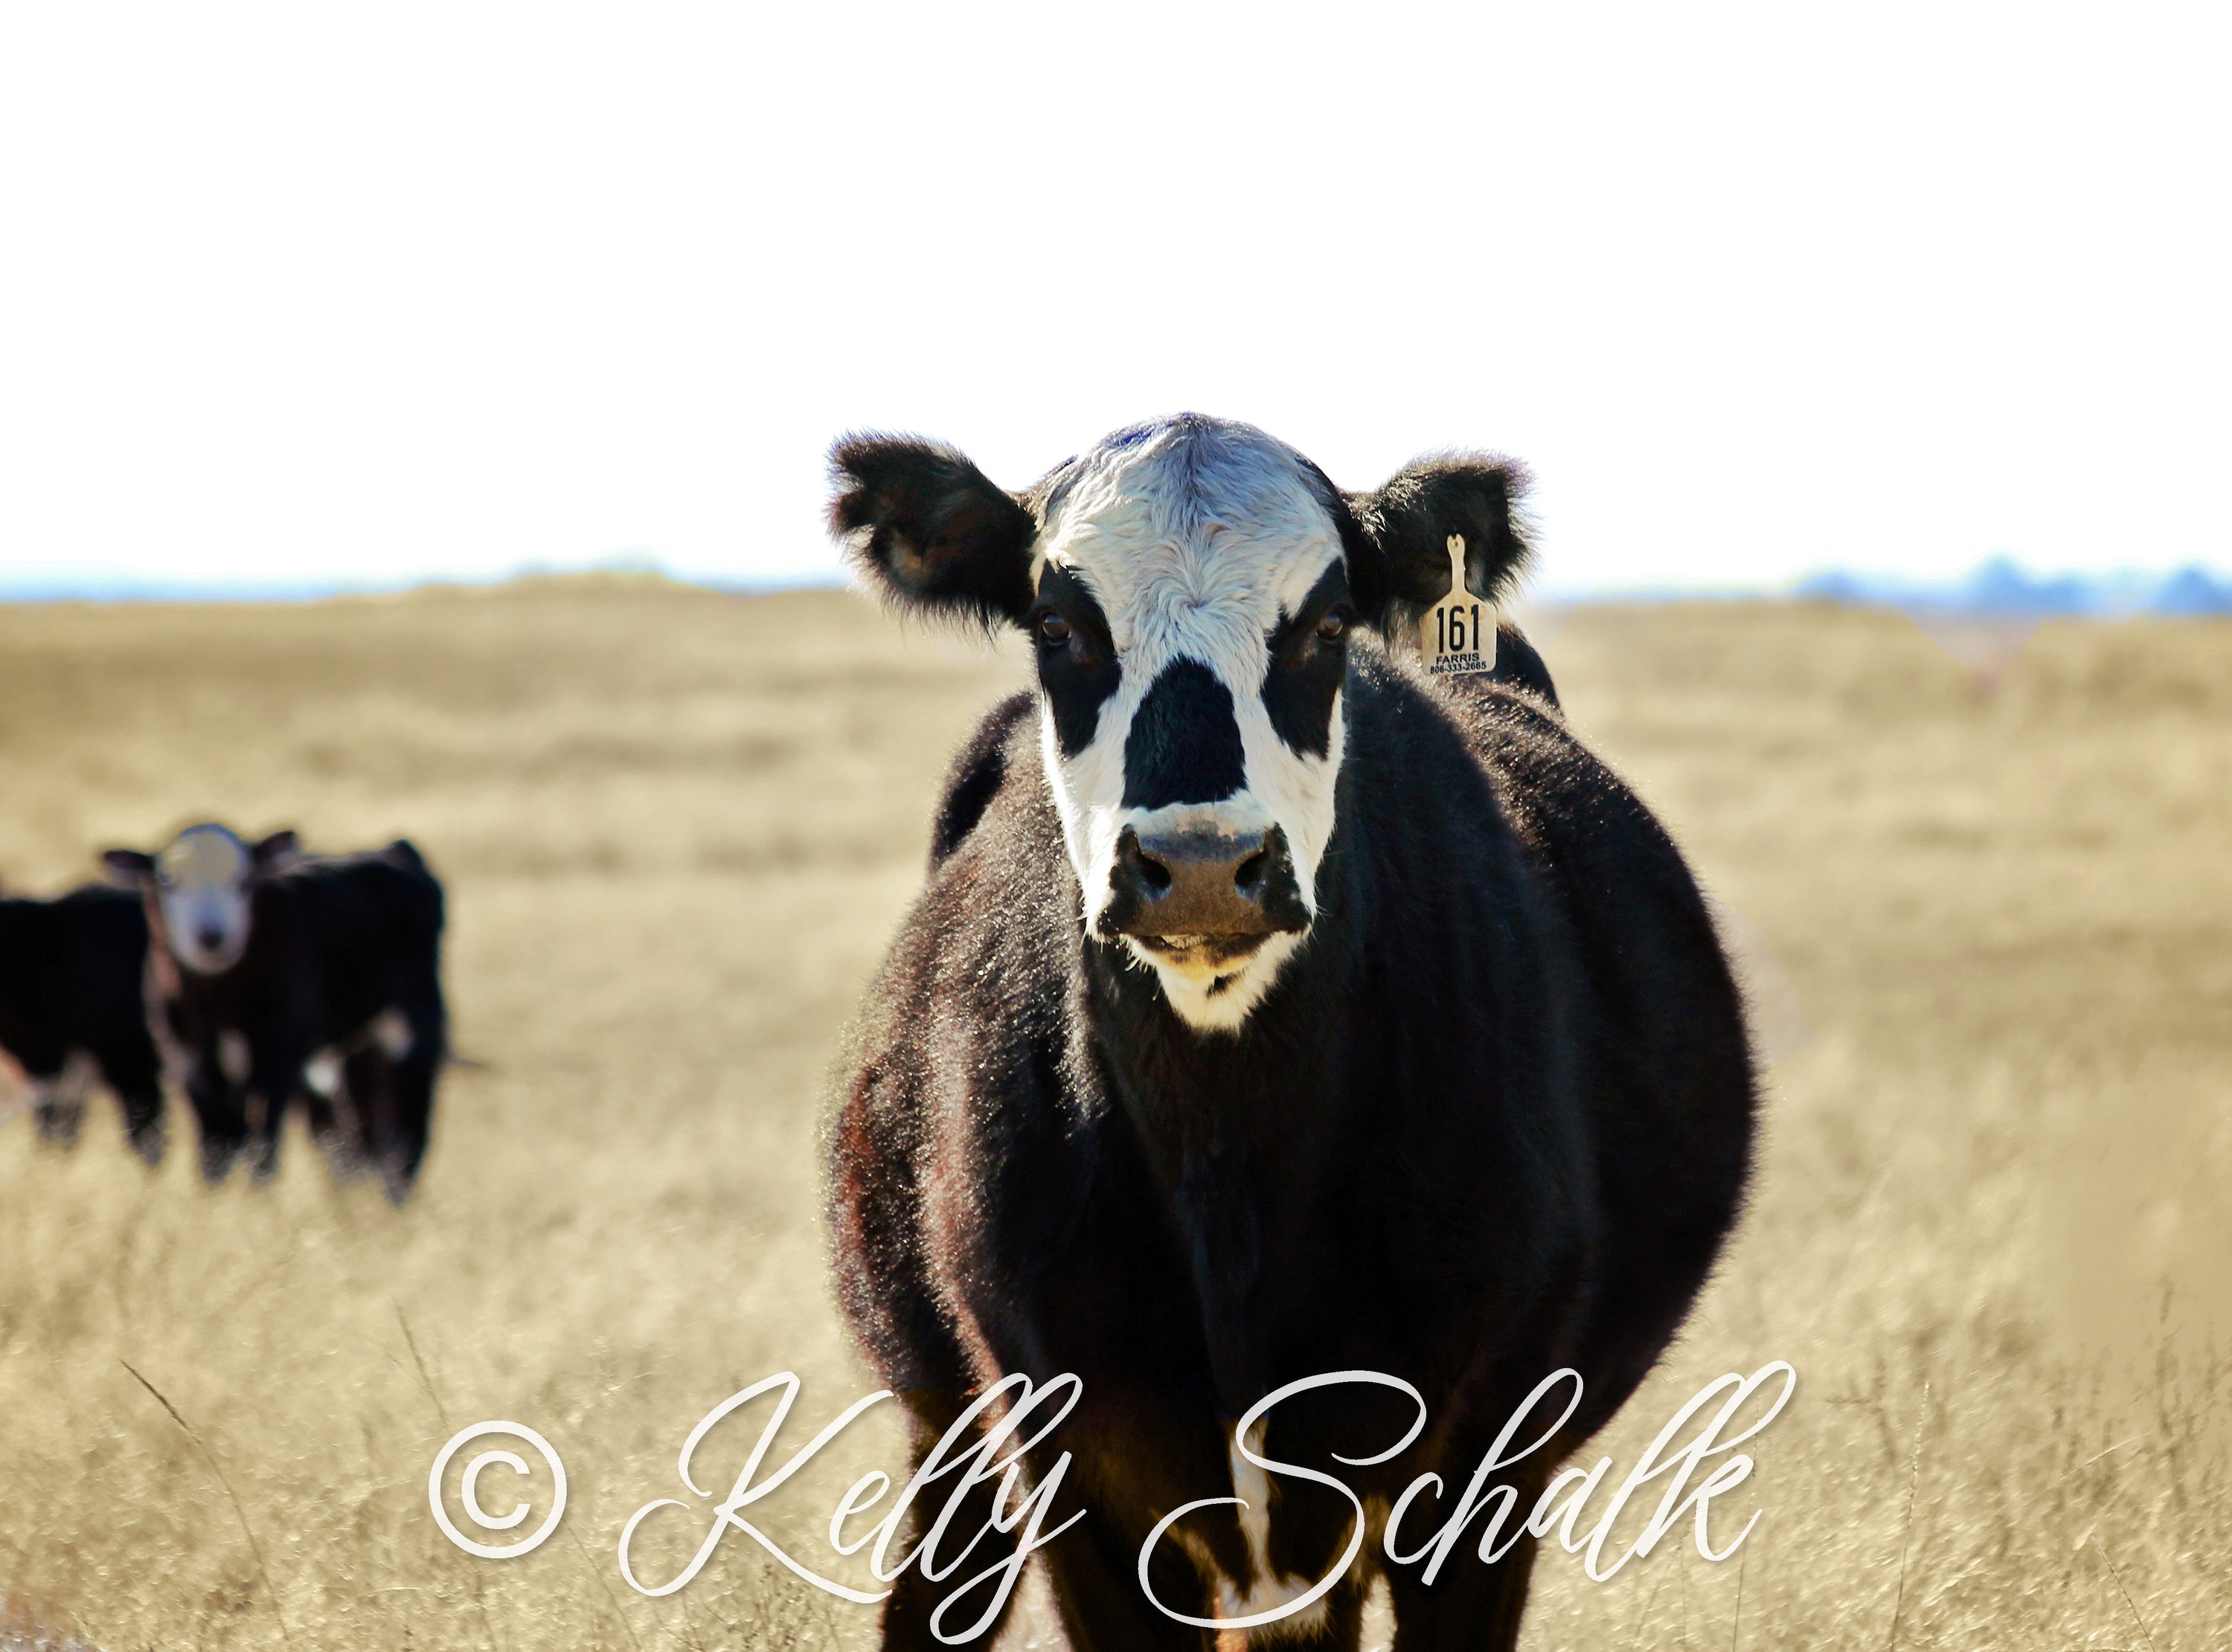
29,1058,89,1148
1038,1502,1219,1652
1248,1575,1369,1652
875,1392,1024,1652
182,1058,247,1183
31,1089,85,1146
1383,1540,1538,1652
98,1040,167,1166
243,1039,311,1182
1381,1459,1549,1652
115,1080,167,1167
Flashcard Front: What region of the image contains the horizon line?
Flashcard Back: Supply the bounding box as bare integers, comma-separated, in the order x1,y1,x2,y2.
1,553,2229,615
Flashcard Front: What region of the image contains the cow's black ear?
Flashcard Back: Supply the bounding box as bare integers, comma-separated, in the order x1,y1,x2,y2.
1344,454,1533,633
102,849,154,887
827,434,1039,629
251,830,300,869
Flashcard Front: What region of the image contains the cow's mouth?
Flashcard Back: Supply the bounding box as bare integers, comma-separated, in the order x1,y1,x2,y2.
1126,931,1271,974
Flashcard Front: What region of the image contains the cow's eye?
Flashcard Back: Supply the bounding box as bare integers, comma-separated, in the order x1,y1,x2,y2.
1315,608,1349,643
1038,613,1073,646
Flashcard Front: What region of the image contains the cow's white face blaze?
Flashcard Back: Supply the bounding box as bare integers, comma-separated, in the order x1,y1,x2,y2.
1023,420,1354,1029
154,825,256,974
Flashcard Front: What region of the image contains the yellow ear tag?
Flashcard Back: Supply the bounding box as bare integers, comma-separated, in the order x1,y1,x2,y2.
1420,534,1498,676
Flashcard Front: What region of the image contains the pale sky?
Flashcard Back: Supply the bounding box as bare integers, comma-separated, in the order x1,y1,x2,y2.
2,4,2226,595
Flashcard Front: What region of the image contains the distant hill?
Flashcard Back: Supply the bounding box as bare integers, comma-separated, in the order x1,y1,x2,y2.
1796,556,2232,617
0,561,836,603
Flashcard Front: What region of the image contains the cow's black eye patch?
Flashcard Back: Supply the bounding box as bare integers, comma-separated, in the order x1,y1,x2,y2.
1032,563,1121,759
1123,660,1247,810
1264,561,1350,759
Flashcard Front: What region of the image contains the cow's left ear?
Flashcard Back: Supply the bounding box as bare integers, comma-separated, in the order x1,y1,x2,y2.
251,831,300,870
1344,455,1533,633
102,849,155,887
827,434,1039,629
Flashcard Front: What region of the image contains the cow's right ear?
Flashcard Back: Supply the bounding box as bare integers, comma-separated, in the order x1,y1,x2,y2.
827,434,1039,629
103,849,155,887
1344,454,1533,634
251,830,301,870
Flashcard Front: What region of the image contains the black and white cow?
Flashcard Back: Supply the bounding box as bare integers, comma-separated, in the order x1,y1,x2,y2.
103,825,448,1201
0,880,167,1163
826,415,1755,1651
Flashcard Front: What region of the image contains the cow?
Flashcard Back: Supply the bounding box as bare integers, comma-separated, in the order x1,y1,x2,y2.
0,879,167,1164
823,414,1756,1651
102,825,448,1201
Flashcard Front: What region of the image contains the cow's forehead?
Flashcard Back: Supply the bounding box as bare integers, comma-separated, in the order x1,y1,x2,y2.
1035,417,1345,654
158,826,248,887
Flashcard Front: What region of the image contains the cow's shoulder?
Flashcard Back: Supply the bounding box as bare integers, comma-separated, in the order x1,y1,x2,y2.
1356,647,1635,849
1343,648,1720,980
858,697,1075,1085
1487,623,1559,707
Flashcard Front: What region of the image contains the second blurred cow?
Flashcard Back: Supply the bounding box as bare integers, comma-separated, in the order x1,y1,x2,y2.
0,881,166,1163
104,825,448,1201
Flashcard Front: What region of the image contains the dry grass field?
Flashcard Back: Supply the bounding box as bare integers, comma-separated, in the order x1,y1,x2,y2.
0,579,2226,1651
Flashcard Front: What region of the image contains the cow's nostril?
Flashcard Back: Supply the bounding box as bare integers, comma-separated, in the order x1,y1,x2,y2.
1106,823,1304,941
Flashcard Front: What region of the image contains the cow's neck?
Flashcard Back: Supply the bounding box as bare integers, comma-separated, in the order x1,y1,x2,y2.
1080,832,1367,1411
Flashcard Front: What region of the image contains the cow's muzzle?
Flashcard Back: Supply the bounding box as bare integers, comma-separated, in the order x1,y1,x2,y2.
1101,823,1309,962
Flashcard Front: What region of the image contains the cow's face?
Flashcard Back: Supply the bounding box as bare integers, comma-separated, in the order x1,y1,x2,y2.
831,414,1530,1032
1016,425,1350,1026
104,824,299,976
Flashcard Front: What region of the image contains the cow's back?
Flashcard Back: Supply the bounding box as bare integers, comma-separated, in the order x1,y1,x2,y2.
0,887,150,1055
253,845,446,1038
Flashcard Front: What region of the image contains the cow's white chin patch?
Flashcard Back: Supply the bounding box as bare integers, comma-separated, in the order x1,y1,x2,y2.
1124,929,1303,1032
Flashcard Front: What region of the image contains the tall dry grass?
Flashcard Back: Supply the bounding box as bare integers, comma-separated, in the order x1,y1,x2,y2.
0,581,2225,1649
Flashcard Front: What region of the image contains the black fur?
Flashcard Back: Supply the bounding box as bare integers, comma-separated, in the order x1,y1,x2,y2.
830,646,1755,1651
1489,623,1560,708
1121,661,1246,810
829,434,1039,629
111,838,448,1201
0,884,165,1163
927,693,1035,869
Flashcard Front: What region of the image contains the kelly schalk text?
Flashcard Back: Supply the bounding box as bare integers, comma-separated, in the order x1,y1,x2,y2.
430,1361,1797,1642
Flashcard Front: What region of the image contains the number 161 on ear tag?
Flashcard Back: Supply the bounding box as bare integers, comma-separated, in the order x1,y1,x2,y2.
1422,534,1498,676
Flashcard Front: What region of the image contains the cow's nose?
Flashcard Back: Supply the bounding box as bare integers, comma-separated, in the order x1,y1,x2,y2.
197,925,226,954
1103,825,1308,940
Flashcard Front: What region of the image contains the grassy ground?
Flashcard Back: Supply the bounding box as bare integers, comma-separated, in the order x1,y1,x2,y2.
0,580,2225,1650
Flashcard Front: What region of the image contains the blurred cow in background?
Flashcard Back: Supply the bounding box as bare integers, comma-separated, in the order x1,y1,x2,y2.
0,879,167,1163
103,825,449,1201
